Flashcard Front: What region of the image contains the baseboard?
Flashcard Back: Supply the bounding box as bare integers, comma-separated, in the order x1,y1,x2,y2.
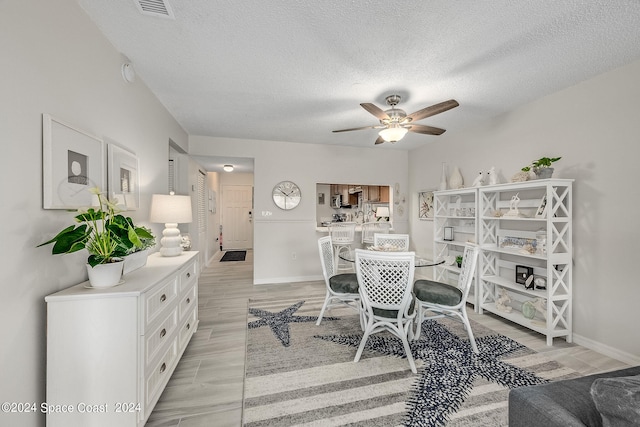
254,275,323,285
573,333,640,366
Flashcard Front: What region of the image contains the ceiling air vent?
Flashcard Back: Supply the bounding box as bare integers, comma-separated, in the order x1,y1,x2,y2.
134,0,175,19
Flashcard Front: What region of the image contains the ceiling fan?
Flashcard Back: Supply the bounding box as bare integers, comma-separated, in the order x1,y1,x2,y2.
333,94,459,145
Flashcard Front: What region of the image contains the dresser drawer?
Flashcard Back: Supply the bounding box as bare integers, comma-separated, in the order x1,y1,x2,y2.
179,259,198,292
144,276,178,328
145,339,178,409
179,284,197,320
179,307,197,350
145,308,178,366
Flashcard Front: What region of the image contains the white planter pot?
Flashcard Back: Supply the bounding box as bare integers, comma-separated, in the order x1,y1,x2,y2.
86,261,124,288
123,249,150,275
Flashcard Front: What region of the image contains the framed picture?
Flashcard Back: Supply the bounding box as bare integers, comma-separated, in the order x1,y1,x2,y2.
107,143,139,210
515,265,534,285
43,114,105,209
418,190,434,220
535,194,548,218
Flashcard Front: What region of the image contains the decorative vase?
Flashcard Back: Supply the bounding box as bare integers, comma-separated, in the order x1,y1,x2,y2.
521,300,536,319
86,260,124,288
449,166,464,189
535,167,554,179
122,249,150,275
439,163,448,191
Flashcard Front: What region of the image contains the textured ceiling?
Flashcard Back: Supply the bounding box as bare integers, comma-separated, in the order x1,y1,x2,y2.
77,0,640,152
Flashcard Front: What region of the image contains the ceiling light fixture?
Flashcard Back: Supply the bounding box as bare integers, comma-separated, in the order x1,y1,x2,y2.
223,164,234,172
379,125,408,143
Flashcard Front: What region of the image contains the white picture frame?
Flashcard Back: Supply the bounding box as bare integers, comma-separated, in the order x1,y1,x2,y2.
107,143,139,210
418,190,435,220
535,194,547,218
43,114,105,209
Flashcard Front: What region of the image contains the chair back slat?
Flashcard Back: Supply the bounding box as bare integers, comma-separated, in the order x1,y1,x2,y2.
328,222,356,244
361,222,391,244
456,244,479,297
373,233,410,251
318,235,336,279
355,249,415,312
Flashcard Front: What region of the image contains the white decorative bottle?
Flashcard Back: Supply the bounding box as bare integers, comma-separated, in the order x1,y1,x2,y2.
449,166,464,189
439,163,448,191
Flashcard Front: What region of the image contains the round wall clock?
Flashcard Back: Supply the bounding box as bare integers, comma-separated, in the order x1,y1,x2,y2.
272,181,301,210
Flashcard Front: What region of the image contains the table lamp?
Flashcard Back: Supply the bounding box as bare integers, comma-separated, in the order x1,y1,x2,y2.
150,192,193,256
375,206,390,221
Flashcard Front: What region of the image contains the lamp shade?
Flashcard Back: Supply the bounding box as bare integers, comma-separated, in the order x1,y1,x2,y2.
375,206,390,218
150,193,193,224
379,126,408,143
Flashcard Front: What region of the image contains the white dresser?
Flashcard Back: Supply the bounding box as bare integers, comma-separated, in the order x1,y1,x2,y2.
45,251,199,427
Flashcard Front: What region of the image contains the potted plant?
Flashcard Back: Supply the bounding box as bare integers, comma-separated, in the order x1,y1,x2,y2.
456,255,463,268
38,188,153,287
521,156,561,179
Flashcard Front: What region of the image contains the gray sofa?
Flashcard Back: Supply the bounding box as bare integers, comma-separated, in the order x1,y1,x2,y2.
508,365,640,427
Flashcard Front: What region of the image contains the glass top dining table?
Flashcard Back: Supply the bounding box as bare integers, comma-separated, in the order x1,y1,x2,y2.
339,249,444,267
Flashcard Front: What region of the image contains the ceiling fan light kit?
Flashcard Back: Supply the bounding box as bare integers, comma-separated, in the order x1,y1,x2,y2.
333,94,459,145
379,126,408,143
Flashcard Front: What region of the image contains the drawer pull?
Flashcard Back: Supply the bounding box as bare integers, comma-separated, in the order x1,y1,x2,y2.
186,298,191,304
160,294,167,303
186,323,190,330
186,272,191,278
160,328,166,338
160,363,166,374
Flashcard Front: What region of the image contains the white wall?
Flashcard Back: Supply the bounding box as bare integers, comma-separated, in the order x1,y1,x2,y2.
408,59,640,364
0,1,187,425
189,137,410,284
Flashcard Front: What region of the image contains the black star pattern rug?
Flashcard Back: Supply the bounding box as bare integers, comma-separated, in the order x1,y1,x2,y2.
315,320,549,426
247,300,338,347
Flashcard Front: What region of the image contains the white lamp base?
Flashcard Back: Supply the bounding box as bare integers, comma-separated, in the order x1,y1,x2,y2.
159,223,183,257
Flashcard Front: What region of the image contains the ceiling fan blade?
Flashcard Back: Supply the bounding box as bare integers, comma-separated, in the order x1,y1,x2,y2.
374,136,385,145
332,125,380,133
406,99,459,122
407,124,446,135
360,103,390,121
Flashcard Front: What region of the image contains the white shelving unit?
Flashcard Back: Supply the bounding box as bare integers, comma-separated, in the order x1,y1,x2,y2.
478,179,573,345
433,188,479,308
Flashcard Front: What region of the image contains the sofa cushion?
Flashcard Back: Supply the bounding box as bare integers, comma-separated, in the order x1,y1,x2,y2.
591,374,640,427
508,366,640,427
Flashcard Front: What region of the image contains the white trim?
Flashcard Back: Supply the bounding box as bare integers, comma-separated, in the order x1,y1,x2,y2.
254,275,323,285
573,333,640,366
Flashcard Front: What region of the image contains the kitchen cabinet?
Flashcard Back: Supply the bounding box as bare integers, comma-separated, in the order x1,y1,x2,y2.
379,186,390,202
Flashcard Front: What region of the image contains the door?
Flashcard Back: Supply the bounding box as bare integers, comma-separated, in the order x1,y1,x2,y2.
222,185,253,250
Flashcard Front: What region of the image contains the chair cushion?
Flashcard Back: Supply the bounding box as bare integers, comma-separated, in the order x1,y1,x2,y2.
373,299,415,318
329,273,359,294
591,374,640,427
414,279,463,306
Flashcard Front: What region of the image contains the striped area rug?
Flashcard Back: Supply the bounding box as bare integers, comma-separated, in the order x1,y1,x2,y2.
242,297,576,427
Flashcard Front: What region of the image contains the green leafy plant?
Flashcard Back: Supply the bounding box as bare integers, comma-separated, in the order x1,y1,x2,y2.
38,188,154,267
521,156,561,172
455,255,463,266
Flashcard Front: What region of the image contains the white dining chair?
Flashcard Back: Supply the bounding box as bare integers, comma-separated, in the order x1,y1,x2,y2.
361,221,391,245
413,244,480,353
354,249,417,373
328,222,357,272
316,236,361,325
373,233,409,251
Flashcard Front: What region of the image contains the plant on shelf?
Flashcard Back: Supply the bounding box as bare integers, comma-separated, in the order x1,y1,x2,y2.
38,188,155,267
456,255,463,268
521,157,561,179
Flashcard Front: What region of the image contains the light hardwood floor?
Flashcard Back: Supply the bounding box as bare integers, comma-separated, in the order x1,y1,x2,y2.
146,250,629,427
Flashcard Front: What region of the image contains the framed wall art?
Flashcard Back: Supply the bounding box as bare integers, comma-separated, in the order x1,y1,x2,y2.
42,114,105,209
418,190,434,220
108,143,139,210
